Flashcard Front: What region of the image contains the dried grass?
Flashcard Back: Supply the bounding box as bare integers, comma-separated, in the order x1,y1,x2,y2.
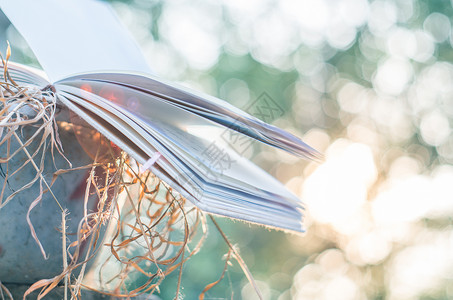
0,48,261,299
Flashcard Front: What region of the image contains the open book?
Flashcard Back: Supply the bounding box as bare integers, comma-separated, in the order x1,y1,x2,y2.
0,0,320,232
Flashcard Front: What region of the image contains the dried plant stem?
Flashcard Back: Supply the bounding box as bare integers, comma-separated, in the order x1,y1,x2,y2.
73,161,116,298
174,247,184,300
12,131,63,212
209,216,263,300
123,183,162,274
62,210,69,300
0,281,13,300
199,249,232,300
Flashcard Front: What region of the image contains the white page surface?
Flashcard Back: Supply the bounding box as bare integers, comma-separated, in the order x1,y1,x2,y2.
0,0,151,82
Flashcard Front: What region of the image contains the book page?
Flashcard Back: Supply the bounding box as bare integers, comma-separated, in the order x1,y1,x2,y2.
59,72,321,161
57,80,304,232
57,79,302,205
0,0,151,82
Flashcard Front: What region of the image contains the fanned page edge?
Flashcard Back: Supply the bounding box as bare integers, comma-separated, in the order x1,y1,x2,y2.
56,80,301,205
56,71,322,161
55,78,304,206
55,80,305,233
4,62,50,87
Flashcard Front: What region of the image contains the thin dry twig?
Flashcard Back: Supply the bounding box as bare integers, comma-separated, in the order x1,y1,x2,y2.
199,249,233,300
0,281,14,300
210,216,263,300
61,210,69,300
